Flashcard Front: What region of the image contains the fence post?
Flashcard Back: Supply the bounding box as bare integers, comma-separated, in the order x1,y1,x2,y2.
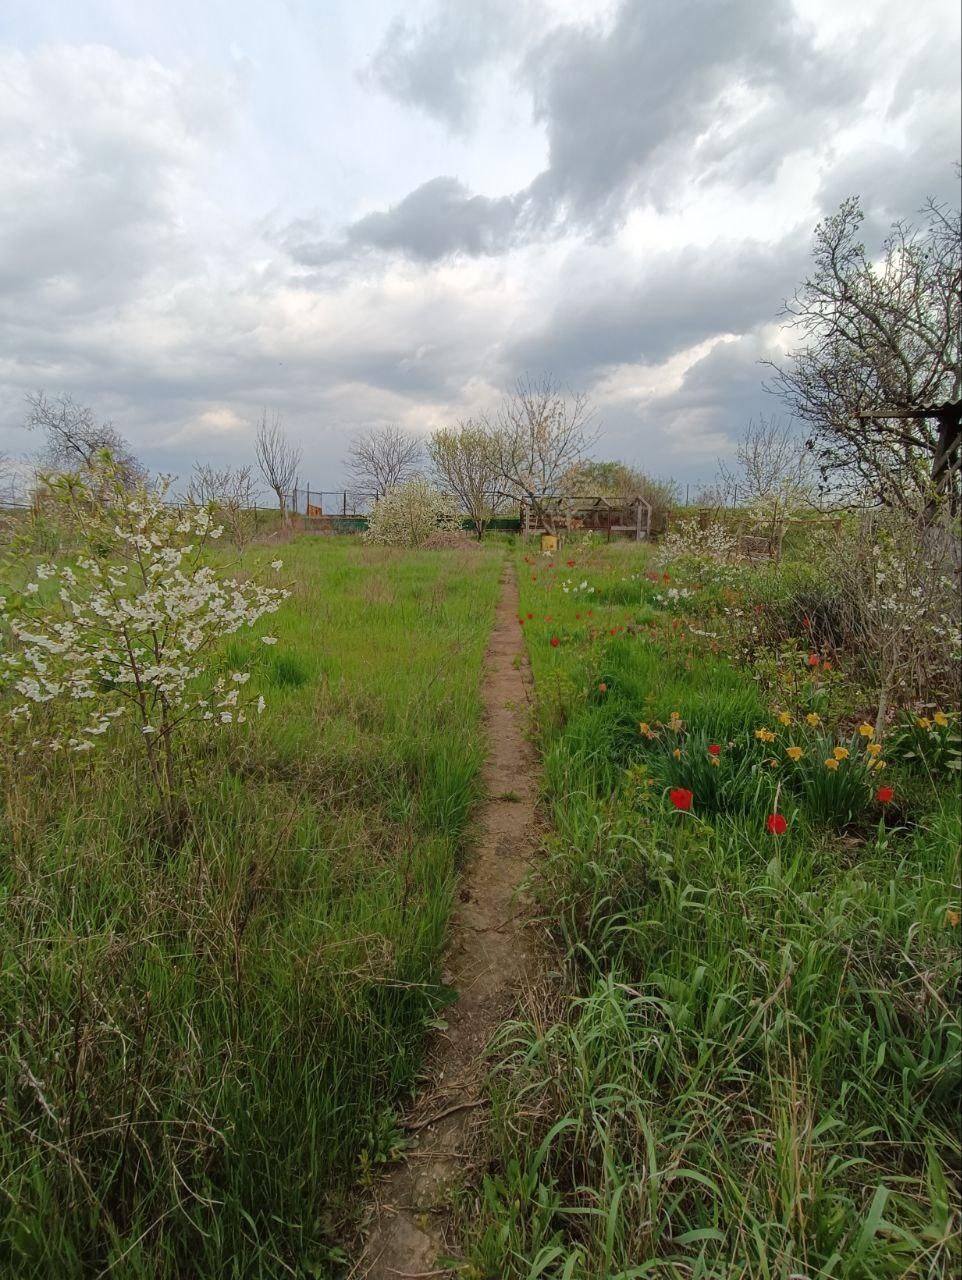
343,490,347,516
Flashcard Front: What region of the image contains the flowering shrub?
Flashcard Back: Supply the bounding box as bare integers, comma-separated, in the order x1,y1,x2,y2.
659,518,738,567
0,457,287,825
364,476,462,547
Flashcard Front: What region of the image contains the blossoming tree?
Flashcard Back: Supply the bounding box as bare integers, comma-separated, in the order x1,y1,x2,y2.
1,456,288,835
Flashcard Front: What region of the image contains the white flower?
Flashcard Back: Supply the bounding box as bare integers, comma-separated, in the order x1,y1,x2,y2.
256,695,266,715
260,635,278,645
270,559,283,571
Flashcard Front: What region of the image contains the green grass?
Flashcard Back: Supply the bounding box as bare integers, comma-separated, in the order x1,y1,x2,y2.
463,543,961,1279
0,537,503,1278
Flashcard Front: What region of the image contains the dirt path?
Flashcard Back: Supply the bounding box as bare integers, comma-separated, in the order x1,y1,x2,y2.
356,563,540,1278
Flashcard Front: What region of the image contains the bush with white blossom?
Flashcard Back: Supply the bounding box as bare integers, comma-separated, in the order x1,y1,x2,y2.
364,476,463,548
0,457,288,810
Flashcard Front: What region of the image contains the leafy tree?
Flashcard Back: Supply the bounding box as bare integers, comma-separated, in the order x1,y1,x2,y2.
427,421,504,538
767,193,961,514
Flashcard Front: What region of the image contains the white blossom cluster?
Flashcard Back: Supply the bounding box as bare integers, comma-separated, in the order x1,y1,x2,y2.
0,463,288,754
364,477,463,548
659,520,739,566
560,579,594,595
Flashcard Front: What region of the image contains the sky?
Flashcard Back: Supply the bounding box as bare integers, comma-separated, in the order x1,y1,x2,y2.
0,0,959,497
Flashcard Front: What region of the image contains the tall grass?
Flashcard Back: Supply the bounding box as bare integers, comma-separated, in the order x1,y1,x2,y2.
463,543,961,1279
0,538,503,1278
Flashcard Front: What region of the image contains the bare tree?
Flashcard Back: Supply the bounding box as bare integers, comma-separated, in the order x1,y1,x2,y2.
766,193,961,514
24,391,145,486
254,411,301,527
187,463,260,547
716,417,817,510
427,420,504,538
492,375,596,533
345,425,422,505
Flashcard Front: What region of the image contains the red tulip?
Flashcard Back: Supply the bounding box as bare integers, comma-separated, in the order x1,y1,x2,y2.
766,813,788,835
708,744,721,756
550,636,559,647
808,654,820,667
669,788,693,812
598,682,608,693
877,786,894,804
567,559,576,567
527,613,534,620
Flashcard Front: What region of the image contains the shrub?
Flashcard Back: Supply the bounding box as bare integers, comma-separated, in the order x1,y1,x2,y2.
363,476,462,548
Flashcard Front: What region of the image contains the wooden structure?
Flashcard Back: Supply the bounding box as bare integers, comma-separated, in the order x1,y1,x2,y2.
520,493,652,542
857,399,961,515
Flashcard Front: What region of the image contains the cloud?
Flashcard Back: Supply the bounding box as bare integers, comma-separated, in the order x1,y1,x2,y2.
283,178,525,264
299,0,860,269
364,0,540,133
0,45,235,313
0,3,958,499
505,233,810,380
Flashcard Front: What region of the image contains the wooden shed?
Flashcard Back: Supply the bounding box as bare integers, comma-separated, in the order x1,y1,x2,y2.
520,494,652,541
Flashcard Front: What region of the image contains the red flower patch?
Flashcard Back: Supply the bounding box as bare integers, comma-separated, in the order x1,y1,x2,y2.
670,788,693,812
766,813,788,835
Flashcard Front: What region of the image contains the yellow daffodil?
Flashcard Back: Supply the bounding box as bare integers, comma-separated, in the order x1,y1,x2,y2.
833,746,849,760
672,748,682,760
934,711,949,727
754,727,776,743
709,755,720,767
805,712,821,726
769,758,780,768
917,717,932,730
786,746,804,761
777,711,792,726
857,723,874,738
824,758,839,771
866,741,882,756
946,909,961,928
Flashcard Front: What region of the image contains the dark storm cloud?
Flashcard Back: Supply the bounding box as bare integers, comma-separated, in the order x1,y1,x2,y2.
364,0,538,133
506,234,810,381
296,0,858,267
283,178,525,265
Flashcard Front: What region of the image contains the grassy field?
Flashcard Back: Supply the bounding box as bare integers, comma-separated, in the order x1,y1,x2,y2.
464,542,961,1279
0,537,503,1278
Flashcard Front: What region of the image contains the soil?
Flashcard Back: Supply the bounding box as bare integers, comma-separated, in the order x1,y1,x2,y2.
354,563,541,1278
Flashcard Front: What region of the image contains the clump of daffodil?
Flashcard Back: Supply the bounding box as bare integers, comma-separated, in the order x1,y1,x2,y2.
776,710,792,726
755,727,776,743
